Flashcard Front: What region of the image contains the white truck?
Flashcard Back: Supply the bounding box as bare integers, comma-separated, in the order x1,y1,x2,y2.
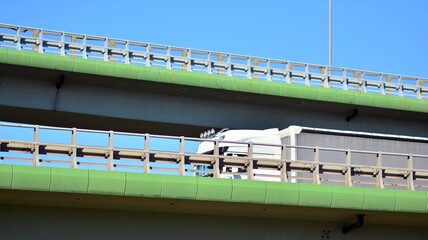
196,126,428,184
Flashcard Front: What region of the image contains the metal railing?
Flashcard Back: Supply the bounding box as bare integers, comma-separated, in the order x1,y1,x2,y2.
1,122,428,191
0,23,427,100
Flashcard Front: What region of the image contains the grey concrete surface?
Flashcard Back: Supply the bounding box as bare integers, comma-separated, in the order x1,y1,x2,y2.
0,64,427,137
0,204,427,240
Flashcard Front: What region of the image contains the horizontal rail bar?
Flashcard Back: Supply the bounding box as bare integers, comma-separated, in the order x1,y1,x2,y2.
0,23,426,100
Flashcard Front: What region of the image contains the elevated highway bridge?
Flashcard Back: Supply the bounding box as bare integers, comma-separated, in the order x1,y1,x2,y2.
0,24,427,137
0,24,428,239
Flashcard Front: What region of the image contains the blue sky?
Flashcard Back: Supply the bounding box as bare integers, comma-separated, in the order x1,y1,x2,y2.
1,0,427,78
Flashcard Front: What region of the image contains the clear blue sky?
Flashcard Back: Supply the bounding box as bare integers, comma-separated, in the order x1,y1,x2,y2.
1,0,427,78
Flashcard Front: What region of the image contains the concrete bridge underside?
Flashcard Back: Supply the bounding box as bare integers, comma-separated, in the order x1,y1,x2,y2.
0,63,427,137
1,190,428,240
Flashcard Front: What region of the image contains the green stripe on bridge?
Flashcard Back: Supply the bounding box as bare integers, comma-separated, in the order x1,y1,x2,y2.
0,48,426,113
0,164,427,213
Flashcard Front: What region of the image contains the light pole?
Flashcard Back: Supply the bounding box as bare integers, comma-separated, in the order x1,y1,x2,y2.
328,0,332,71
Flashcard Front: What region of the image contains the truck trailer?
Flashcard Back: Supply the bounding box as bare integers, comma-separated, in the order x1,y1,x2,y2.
196,126,428,189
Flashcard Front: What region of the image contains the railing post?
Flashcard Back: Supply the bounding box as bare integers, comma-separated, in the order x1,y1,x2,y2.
247,142,254,180
70,128,77,169
305,64,310,86
38,29,43,54
166,46,172,69
407,154,415,191
60,32,65,56
125,41,130,64
280,144,288,182
286,63,292,84
107,131,114,171
398,76,403,97
342,69,348,91
109,40,115,62
103,38,109,62
379,74,385,95
354,71,360,92
376,152,384,189
417,78,423,99
181,49,187,71
207,51,212,74
345,149,353,187
361,71,367,93
146,44,151,67
321,67,329,88
227,54,232,77
266,59,271,81
32,30,38,53
144,134,150,174
313,147,320,184
178,137,186,176
187,49,192,72
82,35,87,59
71,35,76,58
213,140,220,178
16,26,21,51
247,57,252,79
33,125,40,167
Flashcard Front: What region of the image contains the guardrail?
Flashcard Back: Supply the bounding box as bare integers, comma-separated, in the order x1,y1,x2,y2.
1,122,428,191
0,23,427,100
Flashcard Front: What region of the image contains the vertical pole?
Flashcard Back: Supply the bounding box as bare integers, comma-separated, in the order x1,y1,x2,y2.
253,59,258,80
166,46,171,69
361,71,367,93
280,144,288,182
60,32,65,56
313,147,321,184
266,59,272,81
182,50,187,71
387,76,392,96
213,140,220,178
407,154,415,191
32,30,38,52
342,69,348,90
178,137,186,176
146,44,151,67
33,125,40,167
247,57,252,79
70,128,77,169
345,150,353,186
207,51,212,74
247,143,254,180
305,64,310,86
321,67,327,88
218,54,223,75
125,41,130,64
187,49,192,72
107,131,114,171
376,152,384,189
328,0,332,71
71,35,76,58
354,71,359,92
380,74,385,95
103,38,109,62
418,78,424,99
398,76,403,97
38,30,43,54
227,54,232,77
144,134,150,174
82,35,87,59
287,63,293,84
109,40,115,62
16,26,21,51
